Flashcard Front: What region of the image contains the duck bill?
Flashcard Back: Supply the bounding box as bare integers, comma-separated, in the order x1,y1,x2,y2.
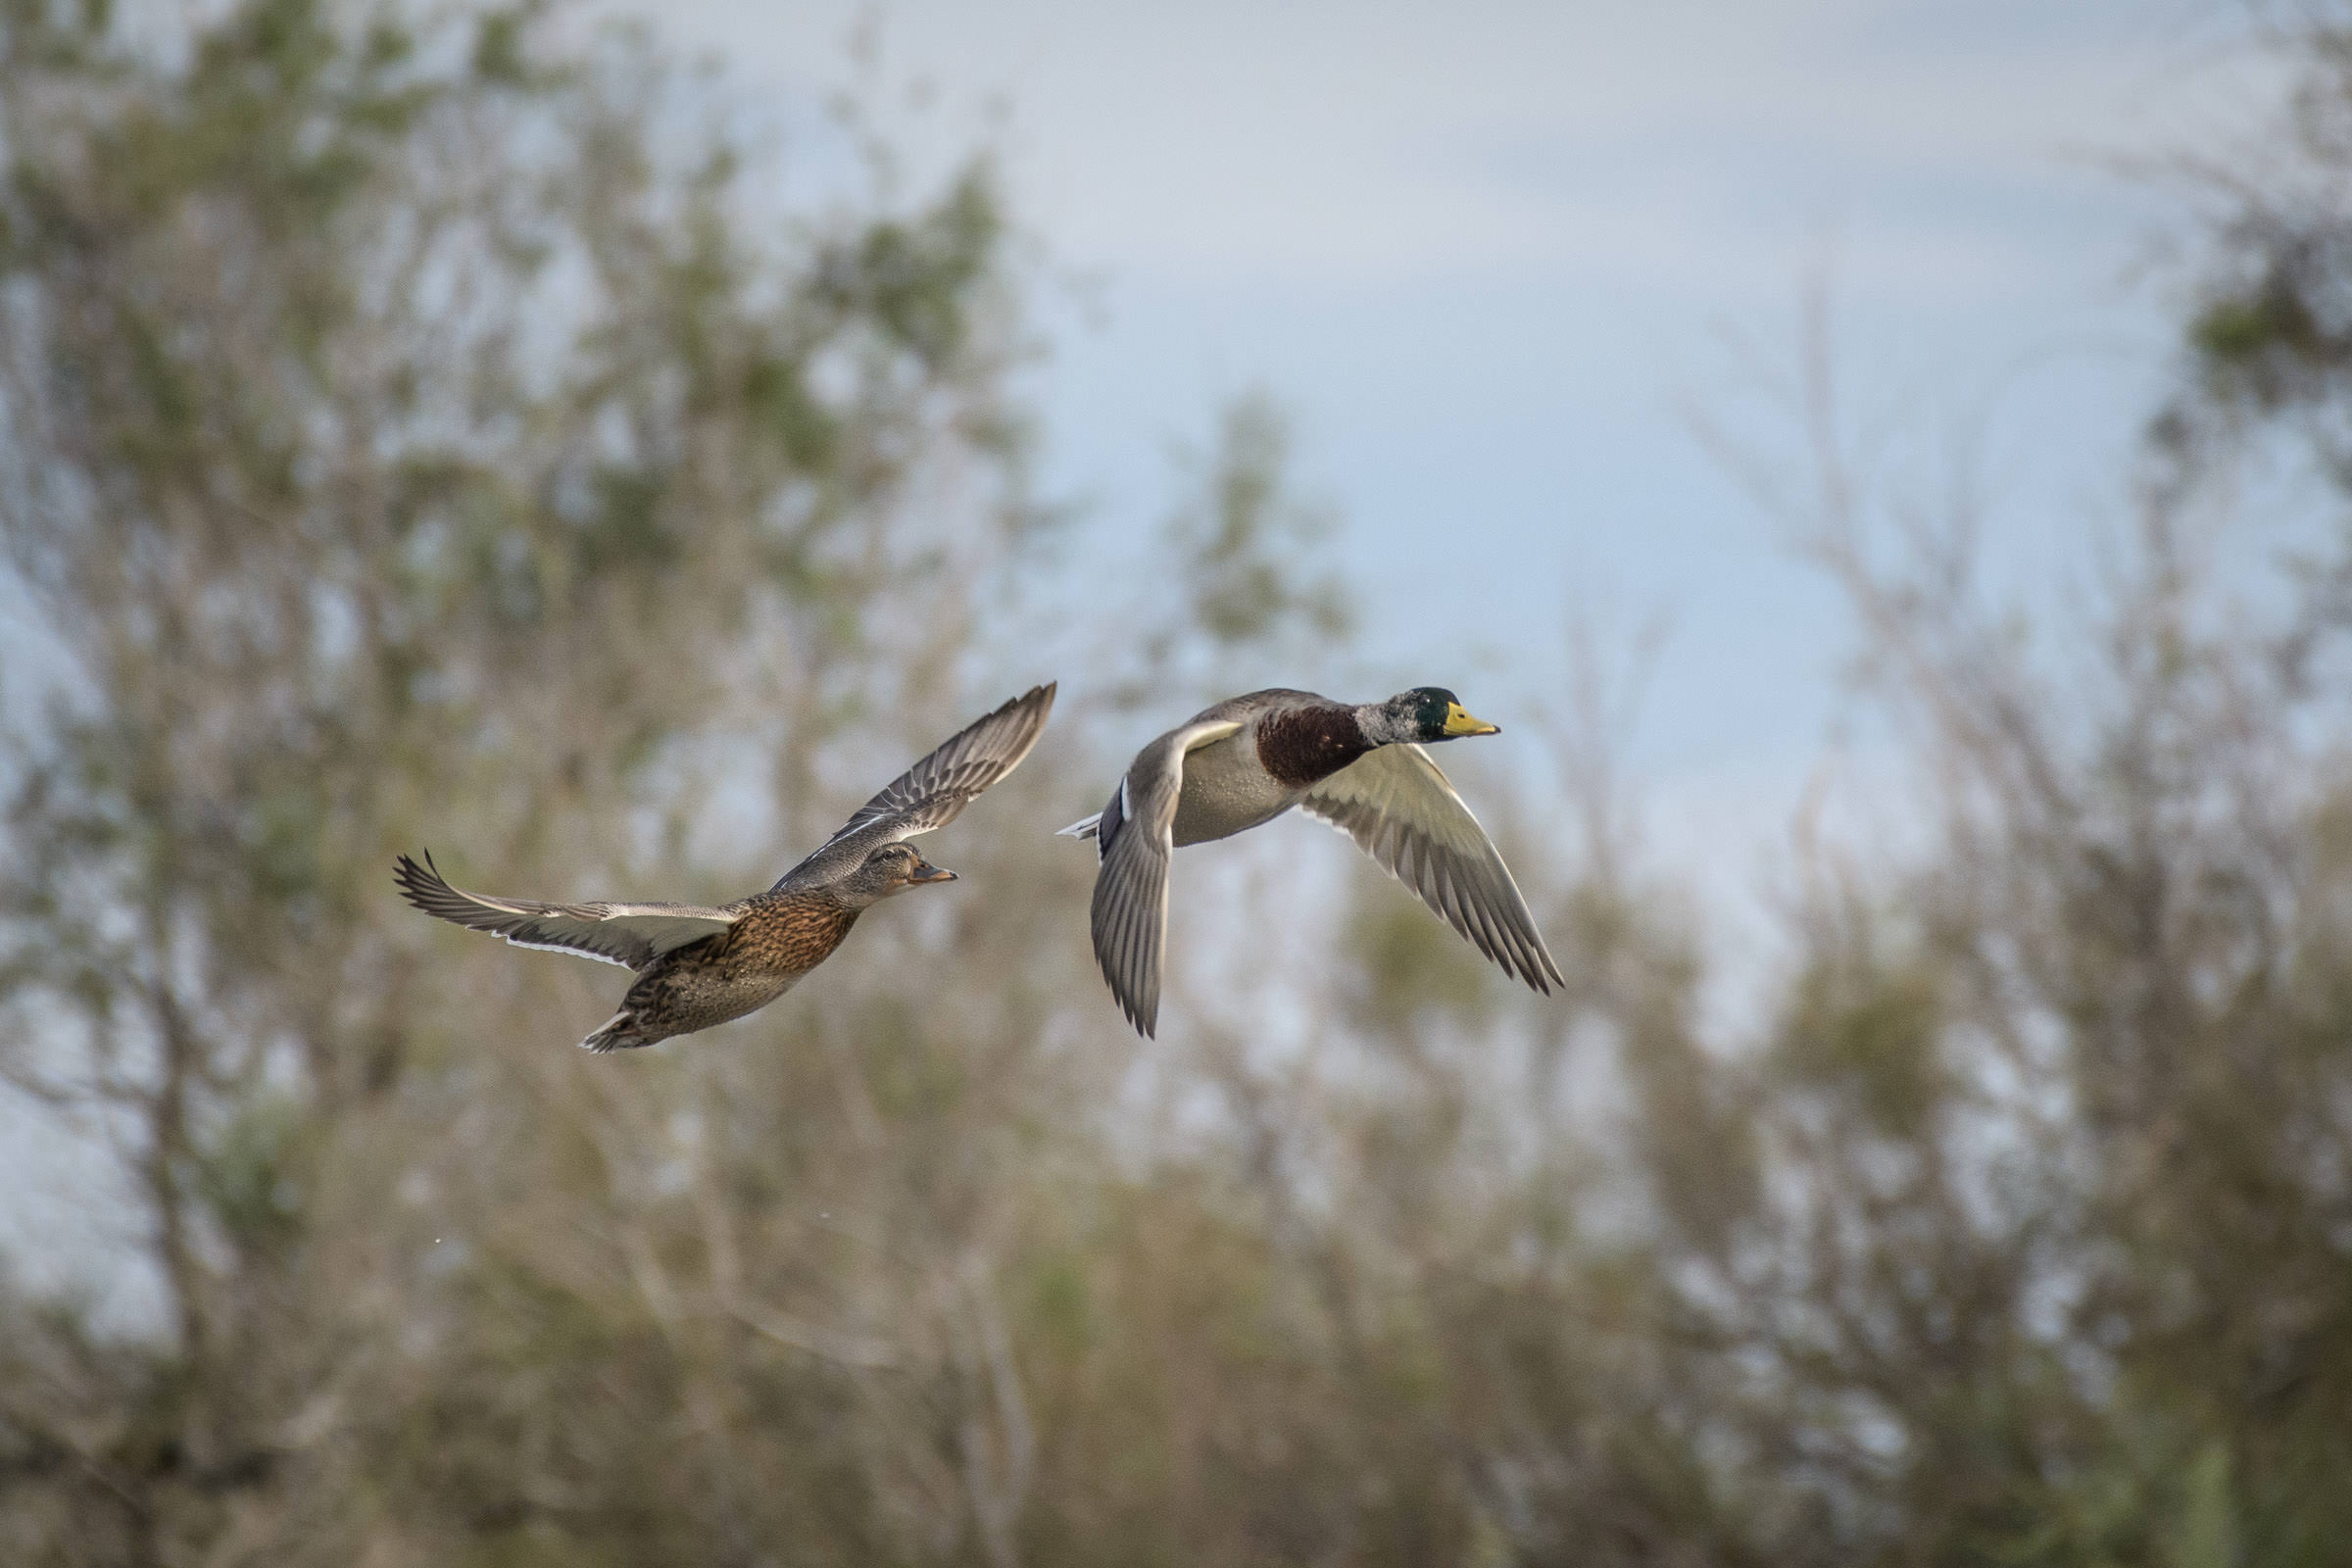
907,862,958,884
1442,703,1500,737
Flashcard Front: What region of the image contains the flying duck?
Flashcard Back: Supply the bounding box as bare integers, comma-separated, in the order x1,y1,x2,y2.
1061,687,1561,1036
396,684,1056,1052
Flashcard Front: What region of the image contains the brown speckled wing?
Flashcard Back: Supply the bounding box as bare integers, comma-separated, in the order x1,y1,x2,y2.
394,852,740,971
776,684,1057,889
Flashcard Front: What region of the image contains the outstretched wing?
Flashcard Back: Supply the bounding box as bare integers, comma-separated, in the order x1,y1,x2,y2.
1299,745,1563,994
394,852,740,971
776,684,1057,889
1089,718,1244,1038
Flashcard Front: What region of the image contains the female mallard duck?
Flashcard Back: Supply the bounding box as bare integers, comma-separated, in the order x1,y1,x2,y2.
396,684,1055,1052
1060,687,1561,1036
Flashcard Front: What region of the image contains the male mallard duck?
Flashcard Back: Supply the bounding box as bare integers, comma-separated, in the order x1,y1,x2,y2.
1060,687,1562,1037
396,684,1055,1052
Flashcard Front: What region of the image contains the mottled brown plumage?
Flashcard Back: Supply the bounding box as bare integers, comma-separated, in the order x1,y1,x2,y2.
396,684,1054,1051
601,895,862,1046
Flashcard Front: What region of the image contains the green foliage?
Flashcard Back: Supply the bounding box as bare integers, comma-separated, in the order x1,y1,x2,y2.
8,0,2352,1564
1774,910,1945,1139
1342,893,1496,1033
1171,390,1351,651
192,1095,310,1252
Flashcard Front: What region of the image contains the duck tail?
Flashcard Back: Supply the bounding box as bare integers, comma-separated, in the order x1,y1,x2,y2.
579,1009,654,1054
1055,812,1102,841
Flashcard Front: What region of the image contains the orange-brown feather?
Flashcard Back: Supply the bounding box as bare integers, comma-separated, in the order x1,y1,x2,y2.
612,894,861,1044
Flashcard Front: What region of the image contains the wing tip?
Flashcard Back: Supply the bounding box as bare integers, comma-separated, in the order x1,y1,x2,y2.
1101,958,1156,1038
393,848,449,910
580,1010,652,1053
1505,938,1564,996
998,680,1058,738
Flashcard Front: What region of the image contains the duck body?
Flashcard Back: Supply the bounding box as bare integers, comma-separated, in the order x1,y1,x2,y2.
397,684,1055,1053
592,892,862,1051
1063,687,1563,1038
1160,692,1371,846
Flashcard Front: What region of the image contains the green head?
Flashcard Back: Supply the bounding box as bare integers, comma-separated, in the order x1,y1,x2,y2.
1386,686,1500,744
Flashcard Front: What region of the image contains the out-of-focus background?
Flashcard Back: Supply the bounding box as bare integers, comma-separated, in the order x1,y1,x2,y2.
4,0,2350,1561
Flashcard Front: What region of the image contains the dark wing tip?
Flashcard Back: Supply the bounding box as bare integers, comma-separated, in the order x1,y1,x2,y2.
1102,956,1156,1039
1508,936,1560,996
394,848,485,928
1518,922,1564,993
393,849,443,910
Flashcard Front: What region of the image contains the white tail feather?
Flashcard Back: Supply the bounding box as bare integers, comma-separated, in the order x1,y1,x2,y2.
579,1010,645,1053
1056,813,1102,840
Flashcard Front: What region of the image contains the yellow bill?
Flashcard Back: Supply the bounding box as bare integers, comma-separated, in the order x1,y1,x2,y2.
1443,703,1499,737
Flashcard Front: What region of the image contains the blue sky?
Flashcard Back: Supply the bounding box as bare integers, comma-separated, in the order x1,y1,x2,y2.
621,0,2271,880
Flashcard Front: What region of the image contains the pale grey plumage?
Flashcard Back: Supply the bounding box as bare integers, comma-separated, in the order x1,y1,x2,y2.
1298,743,1562,993
1080,716,1243,1037
1066,687,1559,1038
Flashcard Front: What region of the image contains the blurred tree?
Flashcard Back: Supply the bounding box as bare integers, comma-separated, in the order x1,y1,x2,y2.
1165,390,1349,656
8,0,2352,1566
1645,145,2352,1557
0,0,1063,1559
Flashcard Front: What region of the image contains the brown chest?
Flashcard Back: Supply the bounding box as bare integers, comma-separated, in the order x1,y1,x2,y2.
1254,707,1373,789
716,896,861,976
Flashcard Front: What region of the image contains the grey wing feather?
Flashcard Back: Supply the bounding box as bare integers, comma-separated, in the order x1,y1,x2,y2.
1092,802,1171,1037
1188,687,1325,726
777,683,1056,889
1088,718,1240,1037
394,852,740,972
1299,745,1564,993
1091,760,1175,1038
